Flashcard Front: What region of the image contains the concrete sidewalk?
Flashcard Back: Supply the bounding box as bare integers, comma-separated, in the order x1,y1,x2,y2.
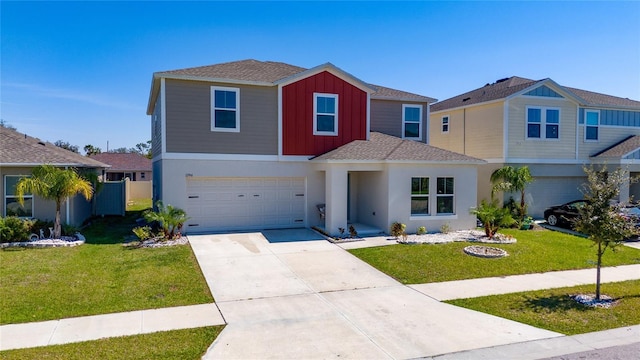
0,303,224,351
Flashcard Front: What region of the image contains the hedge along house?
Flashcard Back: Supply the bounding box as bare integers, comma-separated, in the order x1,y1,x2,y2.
0,127,109,226
147,59,484,236
430,77,640,217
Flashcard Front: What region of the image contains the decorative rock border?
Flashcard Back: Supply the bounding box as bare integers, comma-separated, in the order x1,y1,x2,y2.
463,245,508,258
1,237,85,249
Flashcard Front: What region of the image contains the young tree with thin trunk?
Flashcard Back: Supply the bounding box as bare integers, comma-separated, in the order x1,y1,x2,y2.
573,166,637,300
15,165,94,238
490,165,533,222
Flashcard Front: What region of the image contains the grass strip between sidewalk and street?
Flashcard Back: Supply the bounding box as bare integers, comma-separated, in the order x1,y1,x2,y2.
446,280,640,335
0,326,224,360
349,228,640,284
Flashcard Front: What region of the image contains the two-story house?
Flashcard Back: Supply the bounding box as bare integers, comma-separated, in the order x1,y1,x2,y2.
430,76,640,218
146,60,483,235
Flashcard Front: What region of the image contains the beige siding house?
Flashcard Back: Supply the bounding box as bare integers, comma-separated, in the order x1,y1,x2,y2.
430,77,640,218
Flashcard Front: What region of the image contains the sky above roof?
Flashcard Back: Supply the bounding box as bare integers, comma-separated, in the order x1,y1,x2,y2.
2,1,639,154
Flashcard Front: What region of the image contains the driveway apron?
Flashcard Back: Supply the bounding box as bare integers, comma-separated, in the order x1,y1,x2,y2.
190,232,560,359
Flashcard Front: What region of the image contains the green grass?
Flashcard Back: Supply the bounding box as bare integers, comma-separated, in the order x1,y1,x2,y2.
0,210,213,325
0,326,224,360
127,198,152,212
349,228,640,284
447,280,640,335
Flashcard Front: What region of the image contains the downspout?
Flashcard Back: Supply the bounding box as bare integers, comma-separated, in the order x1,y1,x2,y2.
463,108,466,155
65,166,70,225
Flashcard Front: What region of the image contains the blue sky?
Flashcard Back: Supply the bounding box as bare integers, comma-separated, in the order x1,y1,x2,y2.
2,1,639,154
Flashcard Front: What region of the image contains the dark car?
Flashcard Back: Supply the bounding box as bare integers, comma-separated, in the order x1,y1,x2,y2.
543,200,589,228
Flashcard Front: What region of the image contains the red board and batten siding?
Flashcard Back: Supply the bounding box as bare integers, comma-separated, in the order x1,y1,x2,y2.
282,71,368,156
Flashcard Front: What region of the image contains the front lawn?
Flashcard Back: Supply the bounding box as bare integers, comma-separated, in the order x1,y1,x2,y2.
349,228,640,284
447,280,640,335
0,326,224,360
0,211,213,324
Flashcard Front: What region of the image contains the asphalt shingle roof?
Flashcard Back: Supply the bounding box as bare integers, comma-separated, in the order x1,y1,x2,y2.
89,153,151,171
591,135,640,159
312,132,484,163
0,127,108,168
155,59,435,102
431,77,539,112
431,76,640,112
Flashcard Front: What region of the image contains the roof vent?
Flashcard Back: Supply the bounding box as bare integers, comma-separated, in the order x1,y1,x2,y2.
495,77,509,84
462,97,471,102
38,141,46,146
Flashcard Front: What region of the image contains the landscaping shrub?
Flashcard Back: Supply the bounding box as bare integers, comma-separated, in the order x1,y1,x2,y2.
143,201,188,240
390,222,406,238
0,217,33,242
417,226,427,235
471,198,515,238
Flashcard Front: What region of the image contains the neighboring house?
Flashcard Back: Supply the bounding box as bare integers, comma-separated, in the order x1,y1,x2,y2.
429,76,640,217
89,152,152,181
146,59,484,235
0,127,109,226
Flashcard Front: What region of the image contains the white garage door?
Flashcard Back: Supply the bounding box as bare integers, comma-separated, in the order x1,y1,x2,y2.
186,177,306,232
525,176,586,218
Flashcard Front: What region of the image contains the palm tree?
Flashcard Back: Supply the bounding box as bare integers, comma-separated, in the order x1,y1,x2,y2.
490,165,533,222
15,165,94,238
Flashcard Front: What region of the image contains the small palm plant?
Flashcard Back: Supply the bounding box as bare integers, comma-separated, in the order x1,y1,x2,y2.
16,165,93,238
143,201,188,240
471,198,515,239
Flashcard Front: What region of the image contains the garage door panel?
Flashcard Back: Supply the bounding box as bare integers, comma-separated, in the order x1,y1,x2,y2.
526,177,586,218
186,177,306,232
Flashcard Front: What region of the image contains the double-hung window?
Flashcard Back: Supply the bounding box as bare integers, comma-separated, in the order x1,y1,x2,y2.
411,177,429,215
211,86,240,132
585,110,599,141
403,104,422,140
314,93,338,136
441,116,449,133
436,177,454,214
4,175,33,217
527,107,560,139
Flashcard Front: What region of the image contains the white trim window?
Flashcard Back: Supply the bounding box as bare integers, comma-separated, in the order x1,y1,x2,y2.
441,115,450,133
4,175,33,217
526,106,560,140
411,177,429,215
585,110,599,141
403,104,422,140
436,177,454,214
211,86,240,132
313,93,338,136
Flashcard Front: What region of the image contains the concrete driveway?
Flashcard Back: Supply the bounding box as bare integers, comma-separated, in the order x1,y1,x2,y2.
190,230,560,359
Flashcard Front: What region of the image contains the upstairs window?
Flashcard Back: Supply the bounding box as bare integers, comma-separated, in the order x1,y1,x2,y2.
403,104,422,140
436,177,455,214
527,107,560,139
411,177,429,215
4,175,33,217
442,116,449,133
585,110,599,141
314,93,338,136
211,86,240,132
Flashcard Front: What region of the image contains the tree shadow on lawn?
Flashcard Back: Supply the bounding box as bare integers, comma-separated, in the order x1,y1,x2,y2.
522,294,594,312
82,211,144,245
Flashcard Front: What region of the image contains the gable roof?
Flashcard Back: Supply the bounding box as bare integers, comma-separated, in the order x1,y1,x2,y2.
89,152,152,171
591,135,640,159
311,132,484,164
0,127,109,168
148,59,435,114
431,76,640,112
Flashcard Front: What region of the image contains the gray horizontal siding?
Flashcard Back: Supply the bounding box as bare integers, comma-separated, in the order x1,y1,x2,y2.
370,100,427,142
523,85,563,98
165,79,278,155
579,108,640,127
